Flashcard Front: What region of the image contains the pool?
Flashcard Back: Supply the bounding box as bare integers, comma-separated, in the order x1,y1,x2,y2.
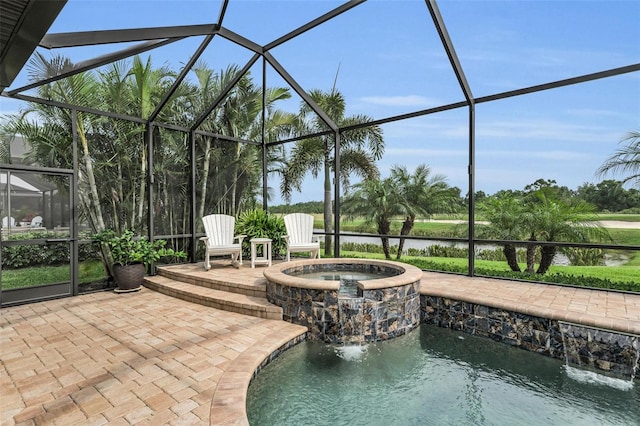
247,325,640,425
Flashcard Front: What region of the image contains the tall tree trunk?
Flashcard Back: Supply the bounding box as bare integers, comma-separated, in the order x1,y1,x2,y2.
379,220,391,260
503,243,521,272
230,142,241,217
79,175,113,277
110,190,119,232
396,215,414,260
130,199,136,230
115,127,126,231
61,99,106,233
137,144,146,230
525,235,537,273
77,172,98,232
162,177,175,248
537,245,557,274
77,127,106,232
323,153,333,256
198,137,212,220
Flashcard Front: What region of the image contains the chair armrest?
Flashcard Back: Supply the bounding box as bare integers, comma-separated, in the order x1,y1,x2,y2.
199,236,209,242
282,235,290,244
235,234,247,243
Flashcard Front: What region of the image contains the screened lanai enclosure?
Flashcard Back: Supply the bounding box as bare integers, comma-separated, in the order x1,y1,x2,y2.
0,0,638,306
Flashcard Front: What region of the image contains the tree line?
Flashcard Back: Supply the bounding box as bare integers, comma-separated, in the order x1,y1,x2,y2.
1,52,637,274
0,54,382,260
274,178,640,216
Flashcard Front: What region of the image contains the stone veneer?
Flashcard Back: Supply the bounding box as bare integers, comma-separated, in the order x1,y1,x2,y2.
265,259,423,344
421,295,640,380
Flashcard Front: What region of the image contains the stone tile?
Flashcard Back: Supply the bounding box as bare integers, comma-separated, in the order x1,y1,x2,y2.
1,282,306,425
2,264,638,426
421,271,640,335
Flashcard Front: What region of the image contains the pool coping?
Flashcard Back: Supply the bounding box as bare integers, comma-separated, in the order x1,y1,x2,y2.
419,272,640,336
210,327,306,425
263,258,423,291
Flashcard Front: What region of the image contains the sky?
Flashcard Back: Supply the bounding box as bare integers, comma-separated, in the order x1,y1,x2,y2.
1,0,639,204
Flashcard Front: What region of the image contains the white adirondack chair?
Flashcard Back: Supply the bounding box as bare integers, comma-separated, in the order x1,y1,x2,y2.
1,216,15,228
200,214,246,270
283,213,320,261
31,216,43,227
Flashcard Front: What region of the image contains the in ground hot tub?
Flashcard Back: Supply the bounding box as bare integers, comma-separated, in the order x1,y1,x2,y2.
264,258,423,344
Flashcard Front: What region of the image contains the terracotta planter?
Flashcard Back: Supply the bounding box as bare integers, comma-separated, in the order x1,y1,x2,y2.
113,263,145,293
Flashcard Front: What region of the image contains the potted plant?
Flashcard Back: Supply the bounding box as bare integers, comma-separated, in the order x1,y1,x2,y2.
95,229,186,293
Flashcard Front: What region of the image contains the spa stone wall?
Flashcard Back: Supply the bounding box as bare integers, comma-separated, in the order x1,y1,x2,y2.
266,280,421,344
420,295,640,380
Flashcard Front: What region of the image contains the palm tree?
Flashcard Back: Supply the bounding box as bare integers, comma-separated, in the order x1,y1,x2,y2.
97,60,145,232
281,88,384,256
477,196,528,272
128,56,174,228
9,52,108,234
391,164,454,260
342,177,401,259
193,64,293,218
0,120,12,162
480,191,610,274
597,131,640,187
526,192,609,274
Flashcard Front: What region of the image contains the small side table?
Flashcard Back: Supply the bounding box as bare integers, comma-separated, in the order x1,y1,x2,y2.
250,238,272,268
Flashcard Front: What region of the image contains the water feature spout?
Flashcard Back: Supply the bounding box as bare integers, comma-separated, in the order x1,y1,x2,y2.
559,321,639,385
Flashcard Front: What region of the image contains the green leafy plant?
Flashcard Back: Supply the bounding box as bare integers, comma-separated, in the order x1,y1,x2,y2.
561,247,605,266
235,209,287,258
94,229,186,267
1,231,100,269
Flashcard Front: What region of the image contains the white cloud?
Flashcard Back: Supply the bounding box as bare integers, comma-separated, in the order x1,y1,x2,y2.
442,118,622,144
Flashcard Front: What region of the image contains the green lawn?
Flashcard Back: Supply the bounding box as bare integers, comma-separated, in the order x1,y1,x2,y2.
2,260,106,289
329,216,639,238
330,219,460,237
332,218,639,263
590,214,640,222
607,228,640,246
341,251,640,292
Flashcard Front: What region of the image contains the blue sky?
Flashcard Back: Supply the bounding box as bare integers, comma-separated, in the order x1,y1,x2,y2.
1,0,639,204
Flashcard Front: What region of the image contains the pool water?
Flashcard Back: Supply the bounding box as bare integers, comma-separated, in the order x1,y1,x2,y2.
247,325,639,425
289,270,395,296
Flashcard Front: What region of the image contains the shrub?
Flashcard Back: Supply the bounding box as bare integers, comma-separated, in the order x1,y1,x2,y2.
1,231,101,269
403,257,638,292
561,247,605,266
472,268,639,292
236,209,287,259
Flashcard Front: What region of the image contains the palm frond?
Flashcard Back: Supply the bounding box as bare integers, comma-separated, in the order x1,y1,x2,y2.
597,131,640,187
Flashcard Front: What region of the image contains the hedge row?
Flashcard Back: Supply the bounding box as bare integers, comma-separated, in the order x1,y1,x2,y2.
405,258,639,293
340,242,605,266
2,231,100,269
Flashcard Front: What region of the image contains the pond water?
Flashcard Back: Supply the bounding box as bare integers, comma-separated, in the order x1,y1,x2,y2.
247,325,639,425
335,233,628,266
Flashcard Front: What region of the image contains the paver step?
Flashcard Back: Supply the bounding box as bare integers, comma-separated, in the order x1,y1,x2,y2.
143,275,282,320
156,263,267,298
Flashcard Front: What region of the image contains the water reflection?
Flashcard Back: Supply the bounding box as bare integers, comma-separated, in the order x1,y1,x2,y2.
247,325,640,425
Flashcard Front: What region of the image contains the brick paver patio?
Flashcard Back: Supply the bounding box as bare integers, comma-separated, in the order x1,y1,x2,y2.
0,287,305,425
1,265,639,425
